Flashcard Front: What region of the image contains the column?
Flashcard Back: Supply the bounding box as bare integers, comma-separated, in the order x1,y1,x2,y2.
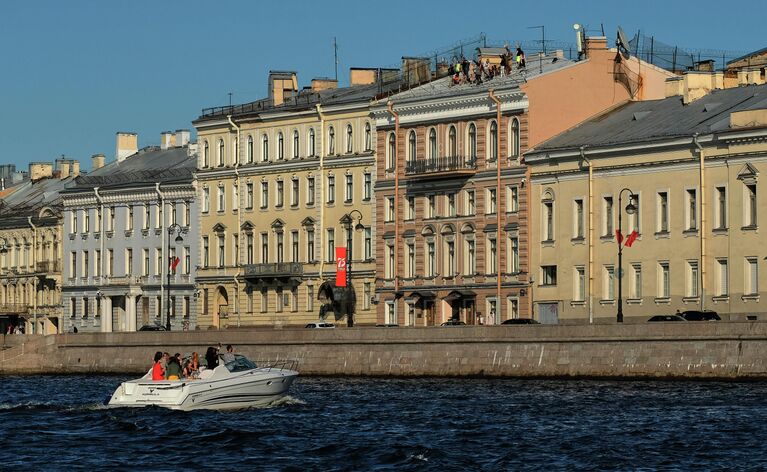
126,295,136,332
102,296,113,332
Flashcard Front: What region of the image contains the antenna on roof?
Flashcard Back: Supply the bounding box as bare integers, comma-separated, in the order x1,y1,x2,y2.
573,23,586,60
333,37,339,81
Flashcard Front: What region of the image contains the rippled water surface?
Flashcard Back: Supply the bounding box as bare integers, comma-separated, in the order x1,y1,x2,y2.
1,375,765,470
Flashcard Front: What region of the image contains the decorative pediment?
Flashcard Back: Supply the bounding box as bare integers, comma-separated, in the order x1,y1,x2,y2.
241,221,255,232
212,223,227,233
460,222,476,234
421,225,435,237
440,223,456,235
301,217,316,227
271,218,285,231
737,163,758,184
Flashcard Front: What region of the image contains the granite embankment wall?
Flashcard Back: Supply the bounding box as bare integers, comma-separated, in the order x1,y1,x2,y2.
2,322,767,378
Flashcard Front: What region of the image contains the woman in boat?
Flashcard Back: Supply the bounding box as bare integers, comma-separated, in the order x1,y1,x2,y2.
151,351,165,381
165,355,182,380
205,346,219,370
183,352,200,378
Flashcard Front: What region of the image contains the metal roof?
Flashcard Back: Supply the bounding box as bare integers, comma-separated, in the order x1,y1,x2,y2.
530,84,767,153
727,46,767,66
0,175,75,218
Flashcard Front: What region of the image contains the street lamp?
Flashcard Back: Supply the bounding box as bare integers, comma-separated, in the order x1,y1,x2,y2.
166,223,183,331
617,188,638,323
339,210,365,327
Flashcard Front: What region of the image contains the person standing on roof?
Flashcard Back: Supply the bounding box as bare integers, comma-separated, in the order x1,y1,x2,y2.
516,47,526,68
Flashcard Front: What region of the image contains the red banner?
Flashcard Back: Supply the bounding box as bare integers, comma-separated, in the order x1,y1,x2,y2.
335,247,347,287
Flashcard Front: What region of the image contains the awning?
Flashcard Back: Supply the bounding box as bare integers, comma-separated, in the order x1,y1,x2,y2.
405,290,436,302
443,290,477,302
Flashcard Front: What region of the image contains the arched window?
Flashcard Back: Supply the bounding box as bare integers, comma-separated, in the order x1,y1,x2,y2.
510,118,520,158
277,132,284,160
364,122,371,151
408,130,416,163
247,135,253,163
308,128,315,156
448,126,457,158
293,130,299,159
387,132,396,170
468,124,477,161
346,124,353,153
542,189,555,242
489,120,498,161
328,126,335,155
218,139,225,166
262,134,269,162
429,128,437,159
203,141,209,167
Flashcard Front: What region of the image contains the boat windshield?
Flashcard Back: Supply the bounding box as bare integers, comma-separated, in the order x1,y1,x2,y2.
224,354,258,372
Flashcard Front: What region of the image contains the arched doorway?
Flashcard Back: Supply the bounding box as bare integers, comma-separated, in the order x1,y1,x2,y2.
214,286,229,328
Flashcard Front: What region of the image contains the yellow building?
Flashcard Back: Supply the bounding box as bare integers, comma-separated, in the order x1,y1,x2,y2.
526,75,767,323
194,70,397,327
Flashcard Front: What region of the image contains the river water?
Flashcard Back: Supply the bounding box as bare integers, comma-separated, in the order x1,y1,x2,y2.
1,375,765,471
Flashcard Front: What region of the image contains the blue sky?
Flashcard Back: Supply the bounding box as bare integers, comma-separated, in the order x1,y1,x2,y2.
1,0,764,171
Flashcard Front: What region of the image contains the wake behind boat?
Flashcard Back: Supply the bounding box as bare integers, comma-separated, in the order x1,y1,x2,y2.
108,354,299,411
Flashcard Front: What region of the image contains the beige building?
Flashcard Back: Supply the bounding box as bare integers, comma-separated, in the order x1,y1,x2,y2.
193,70,399,328
526,75,767,322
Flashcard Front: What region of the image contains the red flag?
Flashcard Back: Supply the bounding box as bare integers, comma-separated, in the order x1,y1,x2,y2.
169,256,180,272
624,230,639,247
335,247,347,287
615,229,623,244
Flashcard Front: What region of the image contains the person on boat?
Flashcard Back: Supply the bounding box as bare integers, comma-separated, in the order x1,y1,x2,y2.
151,351,165,380
184,352,200,378
205,346,219,370
222,344,235,364
165,355,182,380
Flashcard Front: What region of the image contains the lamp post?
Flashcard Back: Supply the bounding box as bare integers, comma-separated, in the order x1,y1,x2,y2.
617,188,638,323
339,210,365,327
166,224,183,331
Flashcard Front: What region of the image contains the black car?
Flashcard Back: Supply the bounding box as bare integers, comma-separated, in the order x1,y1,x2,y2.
681,310,721,321
440,320,467,326
501,318,540,325
647,315,686,322
138,324,167,331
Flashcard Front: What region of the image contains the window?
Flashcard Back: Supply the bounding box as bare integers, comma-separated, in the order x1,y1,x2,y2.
246,183,254,209
745,183,757,227
345,174,353,203
95,208,102,232
541,265,557,285
603,196,613,237
686,189,698,230
574,199,584,238
407,242,415,277
448,126,457,157
718,259,730,296
292,130,299,159
466,239,476,275
746,257,758,296
260,287,268,313
218,234,225,268
715,186,727,229
308,128,315,156
363,282,371,310
276,180,284,208
142,249,149,276
82,251,89,278
659,262,670,298
261,233,269,263
247,135,254,163
260,182,269,209
631,264,642,299
687,260,699,297
127,248,133,276
291,179,299,207
326,229,335,262
427,241,436,277
509,236,519,273
261,134,269,162
468,123,477,160
291,287,298,312
408,130,416,163
445,240,455,277
307,229,315,262
364,123,372,151
658,191,669,232
218,139,225,166
307,176,315,205
542,198,554,242
291,231,299,262
487,188,497,214
203,236,209,267
327,175,335,203
94,250,100,276
447,193,456,216
328,126,335,155
232,185,238,212
108,207,115,232
427,195,436,218
346,124,353,153
603,265,615,300
217,184,225,212
184,247,190,275
276,232,284,263
107,249,114,276
629,195,641,233
72,210,78,234
84,210,90,233
510,118,520,158
143,203,150,229
364,227,372,259
466,190,475,215
386,133,395,170
246,233,254,264
489,120,498,161
125,206,133,231
429,128,437,159
487,236,497,274
232,234,239,266
277,132,284,160
307,285,314,312
401,196,412,220
203,141,209,167
386,197,395,222
508,186,519,213
574,266,586,301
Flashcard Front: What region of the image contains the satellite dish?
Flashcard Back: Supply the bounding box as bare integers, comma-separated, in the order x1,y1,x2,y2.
616,26,631,59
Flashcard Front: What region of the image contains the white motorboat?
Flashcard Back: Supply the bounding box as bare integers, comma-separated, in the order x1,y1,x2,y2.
107,354,299,411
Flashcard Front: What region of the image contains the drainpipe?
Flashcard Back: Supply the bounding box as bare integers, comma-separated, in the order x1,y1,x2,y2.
488,90,502,322
27,217,37,334
316,104,327,281
580,146,594,324
387,101,400,305
227,115,242,327
94,187,106,331
155,183,165,325
693,134,706,311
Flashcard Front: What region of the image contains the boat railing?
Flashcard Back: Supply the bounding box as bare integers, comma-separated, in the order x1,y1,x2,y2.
257,358,299,372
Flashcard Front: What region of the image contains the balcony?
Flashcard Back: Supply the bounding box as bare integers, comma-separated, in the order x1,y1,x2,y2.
243,262,303,282
0,303,29,314
104,276,139,285
405,155,477,179
36,261,62,274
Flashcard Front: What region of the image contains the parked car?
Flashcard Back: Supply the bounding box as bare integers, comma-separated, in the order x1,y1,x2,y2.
681,310,721,321
305,322,335,329
501,318,540,325
647,315,686,322
138,324,167,331
440,320,467,326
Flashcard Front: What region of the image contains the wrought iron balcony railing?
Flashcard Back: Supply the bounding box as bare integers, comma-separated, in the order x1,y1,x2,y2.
244,262,303,278
404,155,477,177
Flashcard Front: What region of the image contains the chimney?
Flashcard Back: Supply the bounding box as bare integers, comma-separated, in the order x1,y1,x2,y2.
160,131,176,150
71,160,80,177
665,76,684,98
436,61,450,78
175,129,191,147
738,67,767,86
349,68,377,85
58,160,71,179
28,162,53,182
268,71,298,106
116,132,138,162
91,153,105,170
311,78,338,92
584,36,608,58
401,57,431,86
